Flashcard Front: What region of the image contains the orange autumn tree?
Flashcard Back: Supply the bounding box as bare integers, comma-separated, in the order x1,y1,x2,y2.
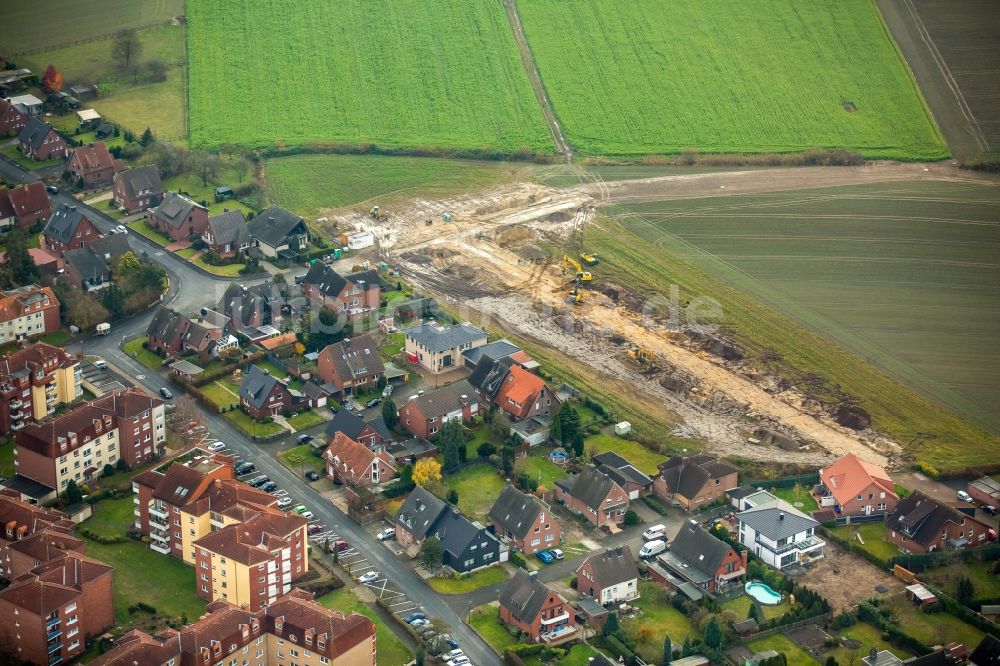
42,65,63,93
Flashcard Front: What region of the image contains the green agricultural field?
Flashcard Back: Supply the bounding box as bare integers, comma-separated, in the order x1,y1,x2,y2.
517,0,947,159
0,0,184,53
264,154,531,216
187,0,551,153
591,179,1000,470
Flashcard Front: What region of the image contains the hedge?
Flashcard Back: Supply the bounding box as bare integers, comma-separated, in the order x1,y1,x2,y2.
745,472,819,489
381,479,415,499
857,601,931,656
921,582,1000,639
642,496,670,516
605,635,637,665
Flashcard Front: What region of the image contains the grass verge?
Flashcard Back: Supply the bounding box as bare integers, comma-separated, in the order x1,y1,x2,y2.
316,586,413,666
469,605,519,655
123,337,164,369
427,567,508,595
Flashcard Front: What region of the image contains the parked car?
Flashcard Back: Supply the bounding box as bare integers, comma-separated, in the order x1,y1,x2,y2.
114,224,128,235
403,612,427,624
984,505,998,516
365,397,381,409
305,471,321,481
307,523,325,534
159,387,173,399
301,511,314,520
642,524,667,542
296,433,313,444
550,548,564,560
293,505,309,514
261,481,278,493
248,475,270,488
357,571,379,584
235,462,255,475
382,384,393,398
45,184,59,195
958,490,974,503
207,441,226,451
639,539,667,559
535,550,554,564
446,657,470,666
410,618,430,629
333,539,349,552
92,358,108,369
277,497,293,508
443,649,465,661
376,527,396,541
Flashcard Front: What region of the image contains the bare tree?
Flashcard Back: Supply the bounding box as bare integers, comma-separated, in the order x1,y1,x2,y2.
234,157,251,183
145,58,167,82
112,29,143,73
193,151,221,186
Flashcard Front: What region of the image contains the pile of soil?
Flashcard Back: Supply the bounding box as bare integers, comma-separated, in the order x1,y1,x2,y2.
519,244,548,261
446,264,477,280
836,404,871,430
753,428,800,451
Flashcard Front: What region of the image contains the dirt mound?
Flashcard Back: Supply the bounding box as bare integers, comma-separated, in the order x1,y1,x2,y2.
589,282,645,312
446,265,478,280
520,244,549,261
497,225,533,247
836,404,871,430
753,428,800,451
706,336,744,361
545,210,573,222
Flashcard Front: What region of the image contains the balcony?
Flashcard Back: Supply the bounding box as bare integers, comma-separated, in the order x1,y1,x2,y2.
45,616,60,629
149,505,169,520
9,399,22,408
150,541,171,555
540,612,571,626
47,395,58,404
150,530,169,543
47,628,62,641
765,534,826,555
47,642,62,654
10,421,25,431
210,516,225,529
48,654,63,666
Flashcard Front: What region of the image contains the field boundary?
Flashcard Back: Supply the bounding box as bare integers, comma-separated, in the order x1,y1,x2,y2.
9,19,177,56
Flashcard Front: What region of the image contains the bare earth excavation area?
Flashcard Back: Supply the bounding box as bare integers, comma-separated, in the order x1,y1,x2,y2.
321,162,991,468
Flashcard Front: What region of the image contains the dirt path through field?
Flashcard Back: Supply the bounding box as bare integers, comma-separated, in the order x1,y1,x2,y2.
333,162,990,466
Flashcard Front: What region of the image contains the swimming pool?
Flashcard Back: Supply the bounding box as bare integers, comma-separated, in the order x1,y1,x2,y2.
745,581,782,605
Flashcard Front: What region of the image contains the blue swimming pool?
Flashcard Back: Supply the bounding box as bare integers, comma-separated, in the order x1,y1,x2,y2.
745,581,782,605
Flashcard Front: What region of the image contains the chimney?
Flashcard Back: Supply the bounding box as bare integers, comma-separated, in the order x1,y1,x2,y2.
779,512,784,520
460,394,468,407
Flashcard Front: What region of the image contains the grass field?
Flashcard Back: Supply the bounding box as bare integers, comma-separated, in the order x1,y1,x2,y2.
84,496,135,539
427,567,508,594
469,605,520,654
264,154,530,216
0,441,15,478
592,180,1000,470
187,0,550,152
200,381,239,410
586,433,667,475
515,455,567,490
517,0,946,159
746,633,817,666
443,464,506,521
884,593,985,648
0,0,184,53
623,582,695,663
316,587,412,666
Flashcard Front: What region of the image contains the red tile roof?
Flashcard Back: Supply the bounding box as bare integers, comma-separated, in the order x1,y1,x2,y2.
194,512,306,565
322,432,395,484
69,142,117,175
820,453,896,508
497,364,547,409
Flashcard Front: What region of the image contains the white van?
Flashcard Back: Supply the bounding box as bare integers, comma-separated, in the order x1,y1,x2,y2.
642,524,667,542
639,539,667,559
957,490,973,503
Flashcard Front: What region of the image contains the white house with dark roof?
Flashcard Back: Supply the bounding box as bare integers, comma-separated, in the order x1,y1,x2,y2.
404,321,487,374
246,205,309,258
736,499,824,570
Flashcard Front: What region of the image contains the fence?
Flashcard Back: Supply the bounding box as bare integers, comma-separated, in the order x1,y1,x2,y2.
10,19,179,56
741,612,831,643
745,472,819,490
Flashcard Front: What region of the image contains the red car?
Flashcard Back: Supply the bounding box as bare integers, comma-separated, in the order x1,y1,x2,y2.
307,524,325,534
334,539,349,552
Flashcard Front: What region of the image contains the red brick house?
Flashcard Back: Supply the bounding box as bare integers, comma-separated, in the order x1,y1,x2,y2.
0,551,114,666
814,452,898,518
63,233,130,292
202,209,249,258
7,527,86,581
653,454,739,511
146,191,208,242
886,491,994,553
398,380,479,439
0,182,51,230
111,164,163,213
650,522,746,593
555,466,629,529
67,142,121,189
239,365,302,419
42,203,103,256
323,409,391,448
499,570,576,643
302,262,382,322
145,307,189,356
316,334,385,396
18,117,69,160
0,285,61,345
493,364,559,421
323,432,396,487
489,484,561,555
576,546,640,605
0,98,28,136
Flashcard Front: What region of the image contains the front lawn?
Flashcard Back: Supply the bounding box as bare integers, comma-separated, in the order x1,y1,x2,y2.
316,586,413,666
287,410,327,431
0,145,63,169
38,330,71,346
884,594,985,648
516,454,568,490
771,484,819,512
80,537,204,625
444,464,506,521
279,444,327,474
746,633,817,666
126,219,171,246
223,410,288,438
200,381,240,410
623,582,695,662
522,644,601,666
176,248,197,258
191,254,248,277
829,621,911,665
123,337,164,369
827,522,899,562
427,566,508,594
83,496,136,539
586,433,667,475
922,560,1000,602
469,605,519,654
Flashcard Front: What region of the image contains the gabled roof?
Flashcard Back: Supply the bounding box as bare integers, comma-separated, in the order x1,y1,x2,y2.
69,142,116,174
496,364,547,407
149,191,205,229
322,432,395,484
304,262,380,299
500,569,561,624
463,339,520,365
737,499,817,540
489,484,546,539
146,306,189,344
467,355,514,399
206,209,249,246
405,322,486,354
394,485,447,541
18,116,58,150
44,203,91,245
970,634,1000,666
430,508,496,558
64,245,109,280
239,365,285,409
318,333,385,383
555,466,623,511
593,451,653,489
195,511,306,565
113,164,162,200
658,454,738,500
405,379,477,418
820,453,897,507
5,182,50,218
218,282,281,330
664,522,735,581
885,490,973,548
247,205,306,248
577,545,638,588
324,408,367,440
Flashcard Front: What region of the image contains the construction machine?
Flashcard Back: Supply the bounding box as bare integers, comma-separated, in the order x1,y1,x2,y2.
628,345,654,365
580,252,599,266
369,206,385,220
568,278,584,305
562,255,592,281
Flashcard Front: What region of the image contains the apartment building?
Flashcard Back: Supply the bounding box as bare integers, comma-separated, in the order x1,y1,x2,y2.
0,490,76,581
0,285,61,345
0,550,114,666
91,388,167,468
194,510,309,611
90,589,376,666
0,342,80,435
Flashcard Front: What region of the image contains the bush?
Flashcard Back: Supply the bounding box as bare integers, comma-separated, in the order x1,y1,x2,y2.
622,509,640,526
511,552,527,569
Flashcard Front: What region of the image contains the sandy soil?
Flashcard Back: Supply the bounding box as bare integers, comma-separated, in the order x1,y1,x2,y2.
790,542,903,611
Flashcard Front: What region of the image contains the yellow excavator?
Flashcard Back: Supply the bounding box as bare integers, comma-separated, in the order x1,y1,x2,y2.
562,255,592,281
580,252,599,266
569,278,583,305
628,345,654,364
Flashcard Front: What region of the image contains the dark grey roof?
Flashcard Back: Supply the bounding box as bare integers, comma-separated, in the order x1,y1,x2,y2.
555,466,622,512
304,262,380,298
1,474,55,499
885,491,968,549
405,322,486,354
43,203,89,246
662,522,734,583
318,334,384,384
239,365,283,410
430,509,496,558
467,355,514,399
324,409,366,440
406,379,477,418
302,381,327,400
499,569,556,624
489,485,545,539
114,165,162,200
218,282,281,330
367,416,393,442
736,499,817,541
395,486,447,541
727,486,757,501
593,451,653,488
149,192,204,230
970,635,1000,666
206,209,248,247
463,339,520,365
658,454,736,500
577,545,638,587
146,307,188,343
388,438,436,458
247,205,307,248
907,652,956,666
64,246,109,281
18,117,57,151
